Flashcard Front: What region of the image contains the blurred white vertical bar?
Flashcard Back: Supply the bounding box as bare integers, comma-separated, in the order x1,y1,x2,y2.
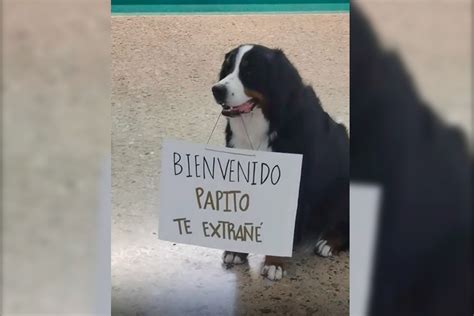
349,184,381,316
2,0,110,314
96,157,111,315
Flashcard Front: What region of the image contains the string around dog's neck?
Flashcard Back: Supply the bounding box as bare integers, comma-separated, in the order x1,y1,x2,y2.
206,112,222,145
206,112,263,151
240,115,264,151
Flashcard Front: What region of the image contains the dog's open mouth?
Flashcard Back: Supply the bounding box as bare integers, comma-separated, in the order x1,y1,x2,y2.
221,99,257,117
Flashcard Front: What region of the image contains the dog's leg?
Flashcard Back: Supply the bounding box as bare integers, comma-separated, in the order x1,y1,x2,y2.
314,183,349,257
222,251,248,265
261,256,286,281
314,221,349,257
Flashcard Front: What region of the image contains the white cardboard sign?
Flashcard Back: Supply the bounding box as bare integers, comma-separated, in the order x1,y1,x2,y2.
158,139,303,257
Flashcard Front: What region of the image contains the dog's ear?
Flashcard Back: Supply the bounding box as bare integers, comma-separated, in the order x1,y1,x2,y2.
269,49,302,102
266,49,302,126
263,48,277,62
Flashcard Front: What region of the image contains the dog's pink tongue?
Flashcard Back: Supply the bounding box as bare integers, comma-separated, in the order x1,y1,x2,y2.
235,101,253,113
222,100,255,117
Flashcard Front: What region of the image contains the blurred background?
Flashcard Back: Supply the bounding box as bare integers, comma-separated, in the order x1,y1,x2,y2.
1,0,472,315
351,1,472,315
2,0,110,314
357,0,471,138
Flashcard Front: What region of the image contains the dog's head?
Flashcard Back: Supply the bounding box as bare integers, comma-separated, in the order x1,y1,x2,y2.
212,44,302,118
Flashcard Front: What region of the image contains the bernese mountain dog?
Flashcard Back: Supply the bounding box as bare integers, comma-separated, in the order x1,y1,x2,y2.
211,44,349,281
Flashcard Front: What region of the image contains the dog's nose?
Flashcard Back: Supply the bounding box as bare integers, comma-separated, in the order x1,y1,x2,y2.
212,84,227,104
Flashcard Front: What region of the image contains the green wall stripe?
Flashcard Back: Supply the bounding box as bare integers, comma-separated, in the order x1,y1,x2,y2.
112,2,349,15
113,0,348,4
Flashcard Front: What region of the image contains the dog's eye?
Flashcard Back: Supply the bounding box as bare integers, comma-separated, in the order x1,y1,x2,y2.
222,58,232,72
240,60,253,76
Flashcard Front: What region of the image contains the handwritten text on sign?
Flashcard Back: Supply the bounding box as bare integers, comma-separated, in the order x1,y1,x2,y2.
158,139,302,257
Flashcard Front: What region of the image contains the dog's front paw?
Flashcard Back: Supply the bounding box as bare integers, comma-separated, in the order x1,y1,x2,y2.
314,239,333,257
222,251,248,265
261,256,286,281
261,264,285,281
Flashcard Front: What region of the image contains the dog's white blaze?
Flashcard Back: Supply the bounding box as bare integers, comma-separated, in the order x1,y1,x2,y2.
217,45,253,107
221,45,273,153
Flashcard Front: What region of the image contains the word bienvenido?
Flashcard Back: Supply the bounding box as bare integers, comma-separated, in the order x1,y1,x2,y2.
173,152,281,185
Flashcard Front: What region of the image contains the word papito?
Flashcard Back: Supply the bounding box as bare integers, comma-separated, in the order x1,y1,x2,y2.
195,187,249,212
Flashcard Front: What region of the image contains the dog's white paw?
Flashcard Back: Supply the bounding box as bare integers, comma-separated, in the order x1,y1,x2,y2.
261,265,285,281
222,251,247,265
315,239,333,257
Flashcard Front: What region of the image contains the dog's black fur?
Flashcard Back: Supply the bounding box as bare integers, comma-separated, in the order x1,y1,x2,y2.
220,45,349,251
351,6,472,315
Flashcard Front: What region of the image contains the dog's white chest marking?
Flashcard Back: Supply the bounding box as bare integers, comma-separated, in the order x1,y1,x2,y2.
228,108,275,152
